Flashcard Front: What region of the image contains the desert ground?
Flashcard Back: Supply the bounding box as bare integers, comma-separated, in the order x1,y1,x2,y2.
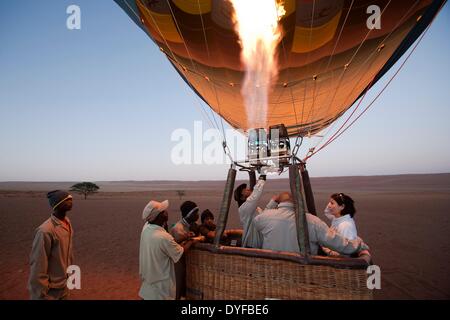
1,173,449,300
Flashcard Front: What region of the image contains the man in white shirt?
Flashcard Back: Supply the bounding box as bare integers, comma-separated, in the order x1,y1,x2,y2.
253,192,370,256
234,175,278,248
139,200,201,300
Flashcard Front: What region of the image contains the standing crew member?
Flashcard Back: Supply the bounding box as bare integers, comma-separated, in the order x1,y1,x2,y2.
29,190,74,300
139,200,201,300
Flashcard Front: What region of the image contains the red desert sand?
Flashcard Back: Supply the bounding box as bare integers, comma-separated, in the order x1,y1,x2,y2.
1,173,449,300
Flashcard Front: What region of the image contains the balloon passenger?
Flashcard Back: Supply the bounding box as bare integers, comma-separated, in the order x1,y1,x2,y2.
170,201,200,243
169,200,201,300
197,209,239,244
139,200,200,300
28,190,74,300
198,209,218,243
234,174,278,248
324,193,358,240
253,192,370,256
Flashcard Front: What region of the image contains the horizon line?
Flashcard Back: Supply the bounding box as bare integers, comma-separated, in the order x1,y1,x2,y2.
1,171,449,183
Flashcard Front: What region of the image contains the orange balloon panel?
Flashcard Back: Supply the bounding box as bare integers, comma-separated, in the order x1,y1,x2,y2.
115,0,444,136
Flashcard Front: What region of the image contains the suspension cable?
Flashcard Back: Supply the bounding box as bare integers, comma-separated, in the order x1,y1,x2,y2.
165,0,228,142
309,0,393,135
300,0,317,128
136,0,219,132
308,0,420,152
196,0,229,145
304,13,437,161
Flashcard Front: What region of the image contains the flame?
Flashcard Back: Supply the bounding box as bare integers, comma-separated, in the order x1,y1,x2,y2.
230,0,285,129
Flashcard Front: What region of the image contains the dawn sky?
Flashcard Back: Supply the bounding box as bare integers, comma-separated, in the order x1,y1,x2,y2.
0,0,449,181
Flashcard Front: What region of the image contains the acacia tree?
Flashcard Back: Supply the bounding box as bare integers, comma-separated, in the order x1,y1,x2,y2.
176,190,185,200
70,182,100,200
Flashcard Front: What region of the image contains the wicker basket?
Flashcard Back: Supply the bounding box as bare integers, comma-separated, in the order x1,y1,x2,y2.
186,243,372,300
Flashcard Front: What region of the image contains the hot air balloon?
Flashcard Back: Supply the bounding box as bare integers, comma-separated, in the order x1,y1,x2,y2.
114,0,446,300
115,0,443,135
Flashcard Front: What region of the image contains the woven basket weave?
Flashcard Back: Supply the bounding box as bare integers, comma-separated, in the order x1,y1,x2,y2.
186,243,372,300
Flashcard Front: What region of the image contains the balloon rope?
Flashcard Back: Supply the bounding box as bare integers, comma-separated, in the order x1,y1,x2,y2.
348,1,393,66
300,0,317,129
305,0,355,133
122,0,140,21
304,12,437,161
272,5,299,136
164,0,226,140
315,0,355,87
196,0,228,143
308,0,420,151
138,0,219,132
310,0,393,136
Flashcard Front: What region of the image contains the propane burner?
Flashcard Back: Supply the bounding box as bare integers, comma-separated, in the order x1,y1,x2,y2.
247,124,291,173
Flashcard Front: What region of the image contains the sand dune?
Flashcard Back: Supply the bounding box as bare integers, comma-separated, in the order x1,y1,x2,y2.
1,173,449,299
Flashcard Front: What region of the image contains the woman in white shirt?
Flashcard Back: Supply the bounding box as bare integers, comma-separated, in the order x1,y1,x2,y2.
324,193,357,240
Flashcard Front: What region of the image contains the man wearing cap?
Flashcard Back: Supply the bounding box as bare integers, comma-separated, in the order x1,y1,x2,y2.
28,190,74,300
139,199,201,300
234,175,278,248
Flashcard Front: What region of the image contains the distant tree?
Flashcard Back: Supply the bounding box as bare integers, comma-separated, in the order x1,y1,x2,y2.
176,190,186,200
70,182,99,199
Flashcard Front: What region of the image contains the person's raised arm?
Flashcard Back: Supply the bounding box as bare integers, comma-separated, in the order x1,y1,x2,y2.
239,176,266,214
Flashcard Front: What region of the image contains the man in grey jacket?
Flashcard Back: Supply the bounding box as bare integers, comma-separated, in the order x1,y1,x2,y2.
28,190,74,300
253,192,370,256
234,174,278,248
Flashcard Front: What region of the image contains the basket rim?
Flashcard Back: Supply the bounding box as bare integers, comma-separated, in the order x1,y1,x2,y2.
192,243,372,269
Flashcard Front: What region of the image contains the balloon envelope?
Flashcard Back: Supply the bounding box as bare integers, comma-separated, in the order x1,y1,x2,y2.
115,0,445,136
